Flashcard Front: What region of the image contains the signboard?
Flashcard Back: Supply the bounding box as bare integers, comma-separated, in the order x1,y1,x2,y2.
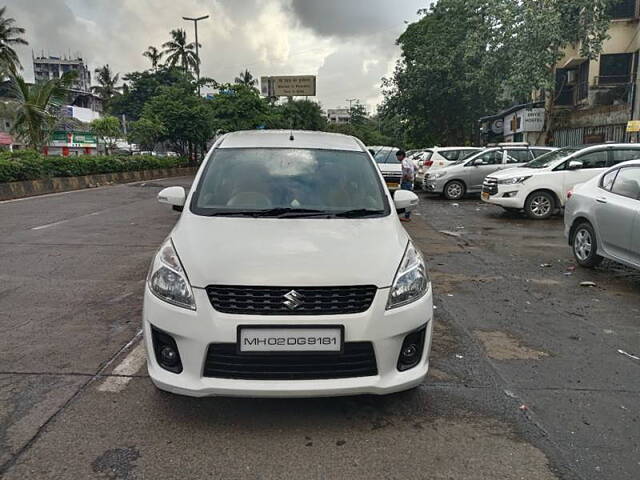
626,120,640,133
523,108,545,132
49,131,97,148
261,75,316,97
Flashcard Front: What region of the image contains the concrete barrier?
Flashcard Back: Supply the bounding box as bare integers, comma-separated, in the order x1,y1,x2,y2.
0,167,197,201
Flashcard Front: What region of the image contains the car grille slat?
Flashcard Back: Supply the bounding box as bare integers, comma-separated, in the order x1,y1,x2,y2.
482,177,498,195
203,342,378,380
206,285,377,315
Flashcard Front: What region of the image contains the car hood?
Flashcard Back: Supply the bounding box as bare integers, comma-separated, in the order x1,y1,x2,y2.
489,167,537,179
172,213,409,288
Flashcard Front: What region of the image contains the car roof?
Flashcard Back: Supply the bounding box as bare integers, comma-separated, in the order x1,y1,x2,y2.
434,146,481,151
219,130,363,151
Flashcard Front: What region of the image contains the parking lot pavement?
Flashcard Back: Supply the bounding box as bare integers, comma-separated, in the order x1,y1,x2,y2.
1,182,638,479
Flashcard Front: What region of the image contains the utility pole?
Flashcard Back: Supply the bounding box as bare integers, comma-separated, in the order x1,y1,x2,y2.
183,14,210,95
346,98,357,123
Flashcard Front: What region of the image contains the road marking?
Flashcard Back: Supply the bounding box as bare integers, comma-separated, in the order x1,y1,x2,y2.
31,219,71,230
98,341,147,393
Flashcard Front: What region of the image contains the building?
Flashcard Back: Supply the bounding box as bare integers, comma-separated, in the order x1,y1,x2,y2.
327,108,351,124
44,131,98,156
33,54,92,93
479,102,546,145
550,0,640,145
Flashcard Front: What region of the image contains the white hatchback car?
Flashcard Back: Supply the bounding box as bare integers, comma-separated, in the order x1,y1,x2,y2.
145,130,434,397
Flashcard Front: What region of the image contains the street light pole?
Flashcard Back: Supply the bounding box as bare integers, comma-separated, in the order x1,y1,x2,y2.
346,98,357,123
183,14,209,95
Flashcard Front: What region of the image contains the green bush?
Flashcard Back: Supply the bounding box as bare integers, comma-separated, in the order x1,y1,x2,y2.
0,150,189,183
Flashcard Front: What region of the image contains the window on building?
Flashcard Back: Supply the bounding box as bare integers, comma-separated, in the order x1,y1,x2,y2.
599,53,633,84
608,0,637,19
555,69,575,105
577,61,589,100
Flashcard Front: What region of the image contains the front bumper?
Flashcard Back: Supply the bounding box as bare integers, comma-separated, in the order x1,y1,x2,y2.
481,182,526,208
143,286,434,397
423,176,447,193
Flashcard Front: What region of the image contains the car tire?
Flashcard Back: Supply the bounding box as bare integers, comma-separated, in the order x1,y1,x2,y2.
524,191,555,220
443,180,465,200
572,222,603,268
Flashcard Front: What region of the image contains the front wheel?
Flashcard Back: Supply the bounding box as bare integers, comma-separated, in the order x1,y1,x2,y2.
572,222,603,268
525,191,555,220
443,180,465,201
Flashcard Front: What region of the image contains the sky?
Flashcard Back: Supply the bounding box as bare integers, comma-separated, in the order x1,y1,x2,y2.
5,0,429,112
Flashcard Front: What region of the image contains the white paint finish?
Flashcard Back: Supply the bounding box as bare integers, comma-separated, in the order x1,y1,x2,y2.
97,342,147,393
219,130,362,151
31,219,70,231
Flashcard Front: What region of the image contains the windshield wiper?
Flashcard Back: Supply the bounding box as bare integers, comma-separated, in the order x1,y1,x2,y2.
334,209,385,218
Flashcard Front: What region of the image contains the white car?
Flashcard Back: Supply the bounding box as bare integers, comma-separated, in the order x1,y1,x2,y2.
420,147,483,171
482,144,640,219
145,130,434,397
565,160,640,269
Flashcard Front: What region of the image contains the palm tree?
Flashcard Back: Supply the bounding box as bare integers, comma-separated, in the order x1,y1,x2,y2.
5,66,75,151
162,29,199,73
92,64,120,101
143,46,163,71
0,6,28,70
235,69,257,87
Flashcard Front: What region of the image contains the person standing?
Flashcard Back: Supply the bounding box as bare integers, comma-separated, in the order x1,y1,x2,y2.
396,149,415,222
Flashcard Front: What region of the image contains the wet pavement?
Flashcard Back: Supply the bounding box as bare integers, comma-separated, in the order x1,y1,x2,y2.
0,181,638,479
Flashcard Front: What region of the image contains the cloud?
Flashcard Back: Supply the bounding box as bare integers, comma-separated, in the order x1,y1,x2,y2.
4,0,428,111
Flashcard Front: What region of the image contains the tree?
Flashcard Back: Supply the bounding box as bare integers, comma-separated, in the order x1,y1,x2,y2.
235,69,257,87
163,29,199,73
6,66,75,151
128,116,167,151
91,116,122,155
208,83,271,133
142,46,164,71
0,6,27,70
268,99,327,131
92,64,120,105
349,101,368,126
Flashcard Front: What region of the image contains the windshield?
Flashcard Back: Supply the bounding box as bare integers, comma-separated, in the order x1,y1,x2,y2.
524,147,580,169
191,148,389,218
369,146,399,164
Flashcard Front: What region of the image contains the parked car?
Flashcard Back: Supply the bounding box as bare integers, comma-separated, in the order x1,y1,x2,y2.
147,130,433,397
368,146,404,191
482,143,640,219
413,147,483,189
565,160,640,269
424,145,555,200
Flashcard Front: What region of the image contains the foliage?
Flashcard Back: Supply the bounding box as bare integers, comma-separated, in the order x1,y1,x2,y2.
92,64,120,110
207,83,271,133
109,67,196,121
268,99,327,130
128,116,167,150
141,85,214,155
0,6,27,70
349,101,368,126
0,151,189,183
90,116,122,154
326,118,391,146
6,67,76,150
163,29,199,73
143,46,164,71
235,69,257,87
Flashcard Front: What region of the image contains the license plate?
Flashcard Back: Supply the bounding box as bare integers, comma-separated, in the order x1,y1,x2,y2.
238,327,343,353
387,182,399,189
481,192,490,200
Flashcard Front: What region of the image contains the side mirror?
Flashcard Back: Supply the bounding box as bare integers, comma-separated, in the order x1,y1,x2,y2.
158,186,186,212
568,160,583,170
394,189,419,213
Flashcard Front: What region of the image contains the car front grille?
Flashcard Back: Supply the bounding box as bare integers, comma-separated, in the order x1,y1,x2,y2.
206,285,378,316
483,177,498,195
203,342,378,380
383,174,402,183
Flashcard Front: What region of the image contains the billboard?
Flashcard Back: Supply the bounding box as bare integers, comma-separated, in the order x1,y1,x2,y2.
261,75,317,97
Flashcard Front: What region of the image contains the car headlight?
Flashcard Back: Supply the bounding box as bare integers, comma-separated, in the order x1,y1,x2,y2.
427,172,446,180
387,241,430,310
147,238,196,310
498,176,531,185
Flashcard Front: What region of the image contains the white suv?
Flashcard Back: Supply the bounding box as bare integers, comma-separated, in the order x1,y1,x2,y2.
146,131,433,397
482,144,640,219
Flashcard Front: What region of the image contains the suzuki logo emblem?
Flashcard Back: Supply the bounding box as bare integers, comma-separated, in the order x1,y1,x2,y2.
283,290,304,310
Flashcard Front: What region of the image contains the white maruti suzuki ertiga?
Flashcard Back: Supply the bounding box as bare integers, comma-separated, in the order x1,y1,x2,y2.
144,130,434,397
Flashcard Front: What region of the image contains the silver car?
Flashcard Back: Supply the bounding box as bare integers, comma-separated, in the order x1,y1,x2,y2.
424,146,555,200
565,160,640,269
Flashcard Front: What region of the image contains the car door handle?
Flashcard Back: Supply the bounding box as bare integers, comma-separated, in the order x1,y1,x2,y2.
596,197,608,204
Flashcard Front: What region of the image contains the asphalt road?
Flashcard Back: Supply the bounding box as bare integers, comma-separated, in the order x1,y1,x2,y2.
0,179,638,479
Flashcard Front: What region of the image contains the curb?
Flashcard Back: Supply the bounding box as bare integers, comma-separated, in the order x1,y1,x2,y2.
0,167,197,201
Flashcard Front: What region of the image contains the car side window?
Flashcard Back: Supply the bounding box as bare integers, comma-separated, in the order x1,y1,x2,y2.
600,169,619,191
505,150,531,163
575,150,608,169
440,150,460,161
473,151,502,165
609,149,640,166
610,167,640,200
532,149,550,158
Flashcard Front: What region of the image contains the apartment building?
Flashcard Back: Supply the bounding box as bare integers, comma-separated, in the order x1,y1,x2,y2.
33,55,92,93
551,0,640,145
